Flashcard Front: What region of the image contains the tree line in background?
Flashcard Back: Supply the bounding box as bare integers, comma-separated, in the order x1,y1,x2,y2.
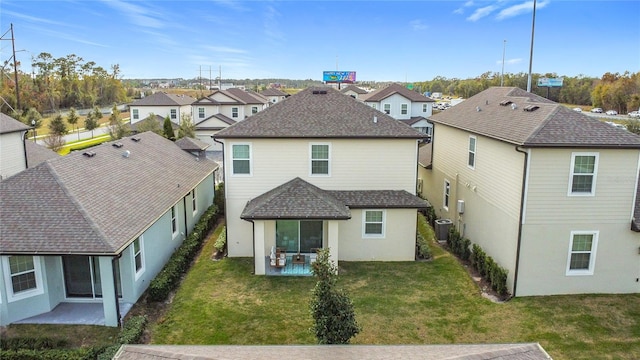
412,71,640,114
2,50,638,118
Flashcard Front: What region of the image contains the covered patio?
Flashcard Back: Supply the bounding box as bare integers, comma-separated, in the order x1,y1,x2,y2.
15,302,133,326
264,254,314,276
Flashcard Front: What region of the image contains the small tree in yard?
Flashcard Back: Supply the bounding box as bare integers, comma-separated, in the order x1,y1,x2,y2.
310,248,360,344
163,116,176,140
84,110,99,138
49,113,68,135
137,113,163,135
177,113,195,139
108,103,129,140
67,107,79,140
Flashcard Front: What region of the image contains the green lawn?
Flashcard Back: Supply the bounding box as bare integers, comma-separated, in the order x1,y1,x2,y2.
150,218,640,360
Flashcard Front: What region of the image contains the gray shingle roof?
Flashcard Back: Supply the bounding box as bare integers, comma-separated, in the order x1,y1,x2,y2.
430,87,640,148
0,113,29,134
175,137,209,151
0,131,218,255
241,178,428,220
25,140,60,167
214,87,426,139
115,343,552,360
260,88,289,97
340,85,368,95
418,143,433,169
241,178,351,220
194,113,236,127
130,115,178,133
226,88,268,104
129,92,195,106
362,83,435,103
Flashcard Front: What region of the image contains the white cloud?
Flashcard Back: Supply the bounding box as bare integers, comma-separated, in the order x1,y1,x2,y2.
2,10,68,26
496,0,550,20
496,58,523,65
410,20,428,31
100,0,165,29
467,4,499,22
204,46,248,54
263,5,285,45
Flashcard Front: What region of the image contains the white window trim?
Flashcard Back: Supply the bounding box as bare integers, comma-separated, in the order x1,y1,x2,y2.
565,230,598,276
192,189,197,216
309,142,331,177
2,255,44,302
468,135,477,170
362,210,386,238
443,179,450,211
133,236,145,280
251,106,258,114
383,103,391,114
231,107,239,118
401,103,409,115
567,152,599,196
422,103,428,112
171,205,179,239
230,143,252,176
170,109,177,119
198,107,205,119
132,109,139,120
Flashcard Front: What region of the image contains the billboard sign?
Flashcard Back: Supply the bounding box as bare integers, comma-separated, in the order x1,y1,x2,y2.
537,77,563,87
323,71,356,83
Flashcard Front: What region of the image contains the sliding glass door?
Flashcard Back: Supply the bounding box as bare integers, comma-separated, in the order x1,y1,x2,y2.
276,220,322,253
62,256,121,298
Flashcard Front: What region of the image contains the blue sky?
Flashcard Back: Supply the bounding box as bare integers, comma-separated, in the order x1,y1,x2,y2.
2,0,639,82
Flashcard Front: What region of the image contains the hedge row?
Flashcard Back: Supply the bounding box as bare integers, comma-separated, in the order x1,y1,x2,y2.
0,337,68,351
448,227,509,296
214,226,226,253
0,348,98,360
416,232,433,260
96,315,148,360
147,204,218,302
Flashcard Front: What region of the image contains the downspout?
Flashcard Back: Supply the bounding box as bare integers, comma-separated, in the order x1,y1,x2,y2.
22,130,29,169
513,145,529,297
111,255,122,328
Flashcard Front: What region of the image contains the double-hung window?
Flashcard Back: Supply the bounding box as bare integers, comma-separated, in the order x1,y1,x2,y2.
566,231,598,275
133,237,145,278
231,144,251,175
383,103,391,114
232,107,239,118
3,255,43,301
198,107,205,119
363,210,385,237
170,109,177,120
422,104,428,113
569,153,598,196
468,136,477,169
443,179,450,210
310,143,330,176
132,109,139,120
401,103,408,115
251,106,258,114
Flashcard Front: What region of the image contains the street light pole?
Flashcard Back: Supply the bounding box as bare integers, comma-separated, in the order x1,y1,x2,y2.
31,119,36,142
526,0,537,92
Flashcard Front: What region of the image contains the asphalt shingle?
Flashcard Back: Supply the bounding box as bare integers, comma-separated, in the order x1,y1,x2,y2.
0,113,29,134
129,92,195,106
362,83,435,103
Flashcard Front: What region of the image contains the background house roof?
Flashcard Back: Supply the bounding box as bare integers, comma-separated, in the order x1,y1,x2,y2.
214,87,426,139
429,87,640,148
0,113,29,134
340,85,368,95
25,140,60,166
130,115,179,132
260,88,289,97
194,113,236,128
362,83,435,103
175,137,210,152
0,131,218,255
226,88,269,104
130,92,196,106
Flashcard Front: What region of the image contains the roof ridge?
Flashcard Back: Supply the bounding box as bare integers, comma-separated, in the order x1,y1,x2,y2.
524,104,560,143
46,160,117,252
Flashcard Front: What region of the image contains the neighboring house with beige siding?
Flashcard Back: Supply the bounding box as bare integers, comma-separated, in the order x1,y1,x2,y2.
214,87,428,275
419,87,640,296
129,92,196,125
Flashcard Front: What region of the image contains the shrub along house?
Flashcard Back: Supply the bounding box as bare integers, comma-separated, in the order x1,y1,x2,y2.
419,87,640,296
0,131,218,326
214,87,429,275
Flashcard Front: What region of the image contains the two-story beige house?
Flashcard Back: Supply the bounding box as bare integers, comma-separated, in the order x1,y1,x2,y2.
129,92,196,125
362,83,436,138
419,87,640,296
214,87,429,275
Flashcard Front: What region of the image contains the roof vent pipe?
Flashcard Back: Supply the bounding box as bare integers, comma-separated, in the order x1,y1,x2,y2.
123,150,130,158
511,103,517,110
373,115,377,123
476,106,481,112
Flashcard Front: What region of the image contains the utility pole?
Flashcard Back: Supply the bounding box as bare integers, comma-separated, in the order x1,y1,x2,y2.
11,24,20,110
526,0,537,92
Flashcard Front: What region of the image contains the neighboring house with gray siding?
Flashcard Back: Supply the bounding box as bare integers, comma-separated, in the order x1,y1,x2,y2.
214,87,428,275
0,131,218,326
419,87,640,296
0,113,29,180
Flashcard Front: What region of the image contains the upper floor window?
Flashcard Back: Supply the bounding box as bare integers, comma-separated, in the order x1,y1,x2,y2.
443,179,450,210
232,107,239,118
468,136,477,169
132,109,139,120
422,104,428,112
170,109,177,119
192,189,197,215
231,143,251,175
363,210,385,237
310,143,330,176
371,104,377,110
383,103,391,114
198,107,205,119
401,104,408,115
251,106,258,114
569,153,598,196
566,231,598,275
